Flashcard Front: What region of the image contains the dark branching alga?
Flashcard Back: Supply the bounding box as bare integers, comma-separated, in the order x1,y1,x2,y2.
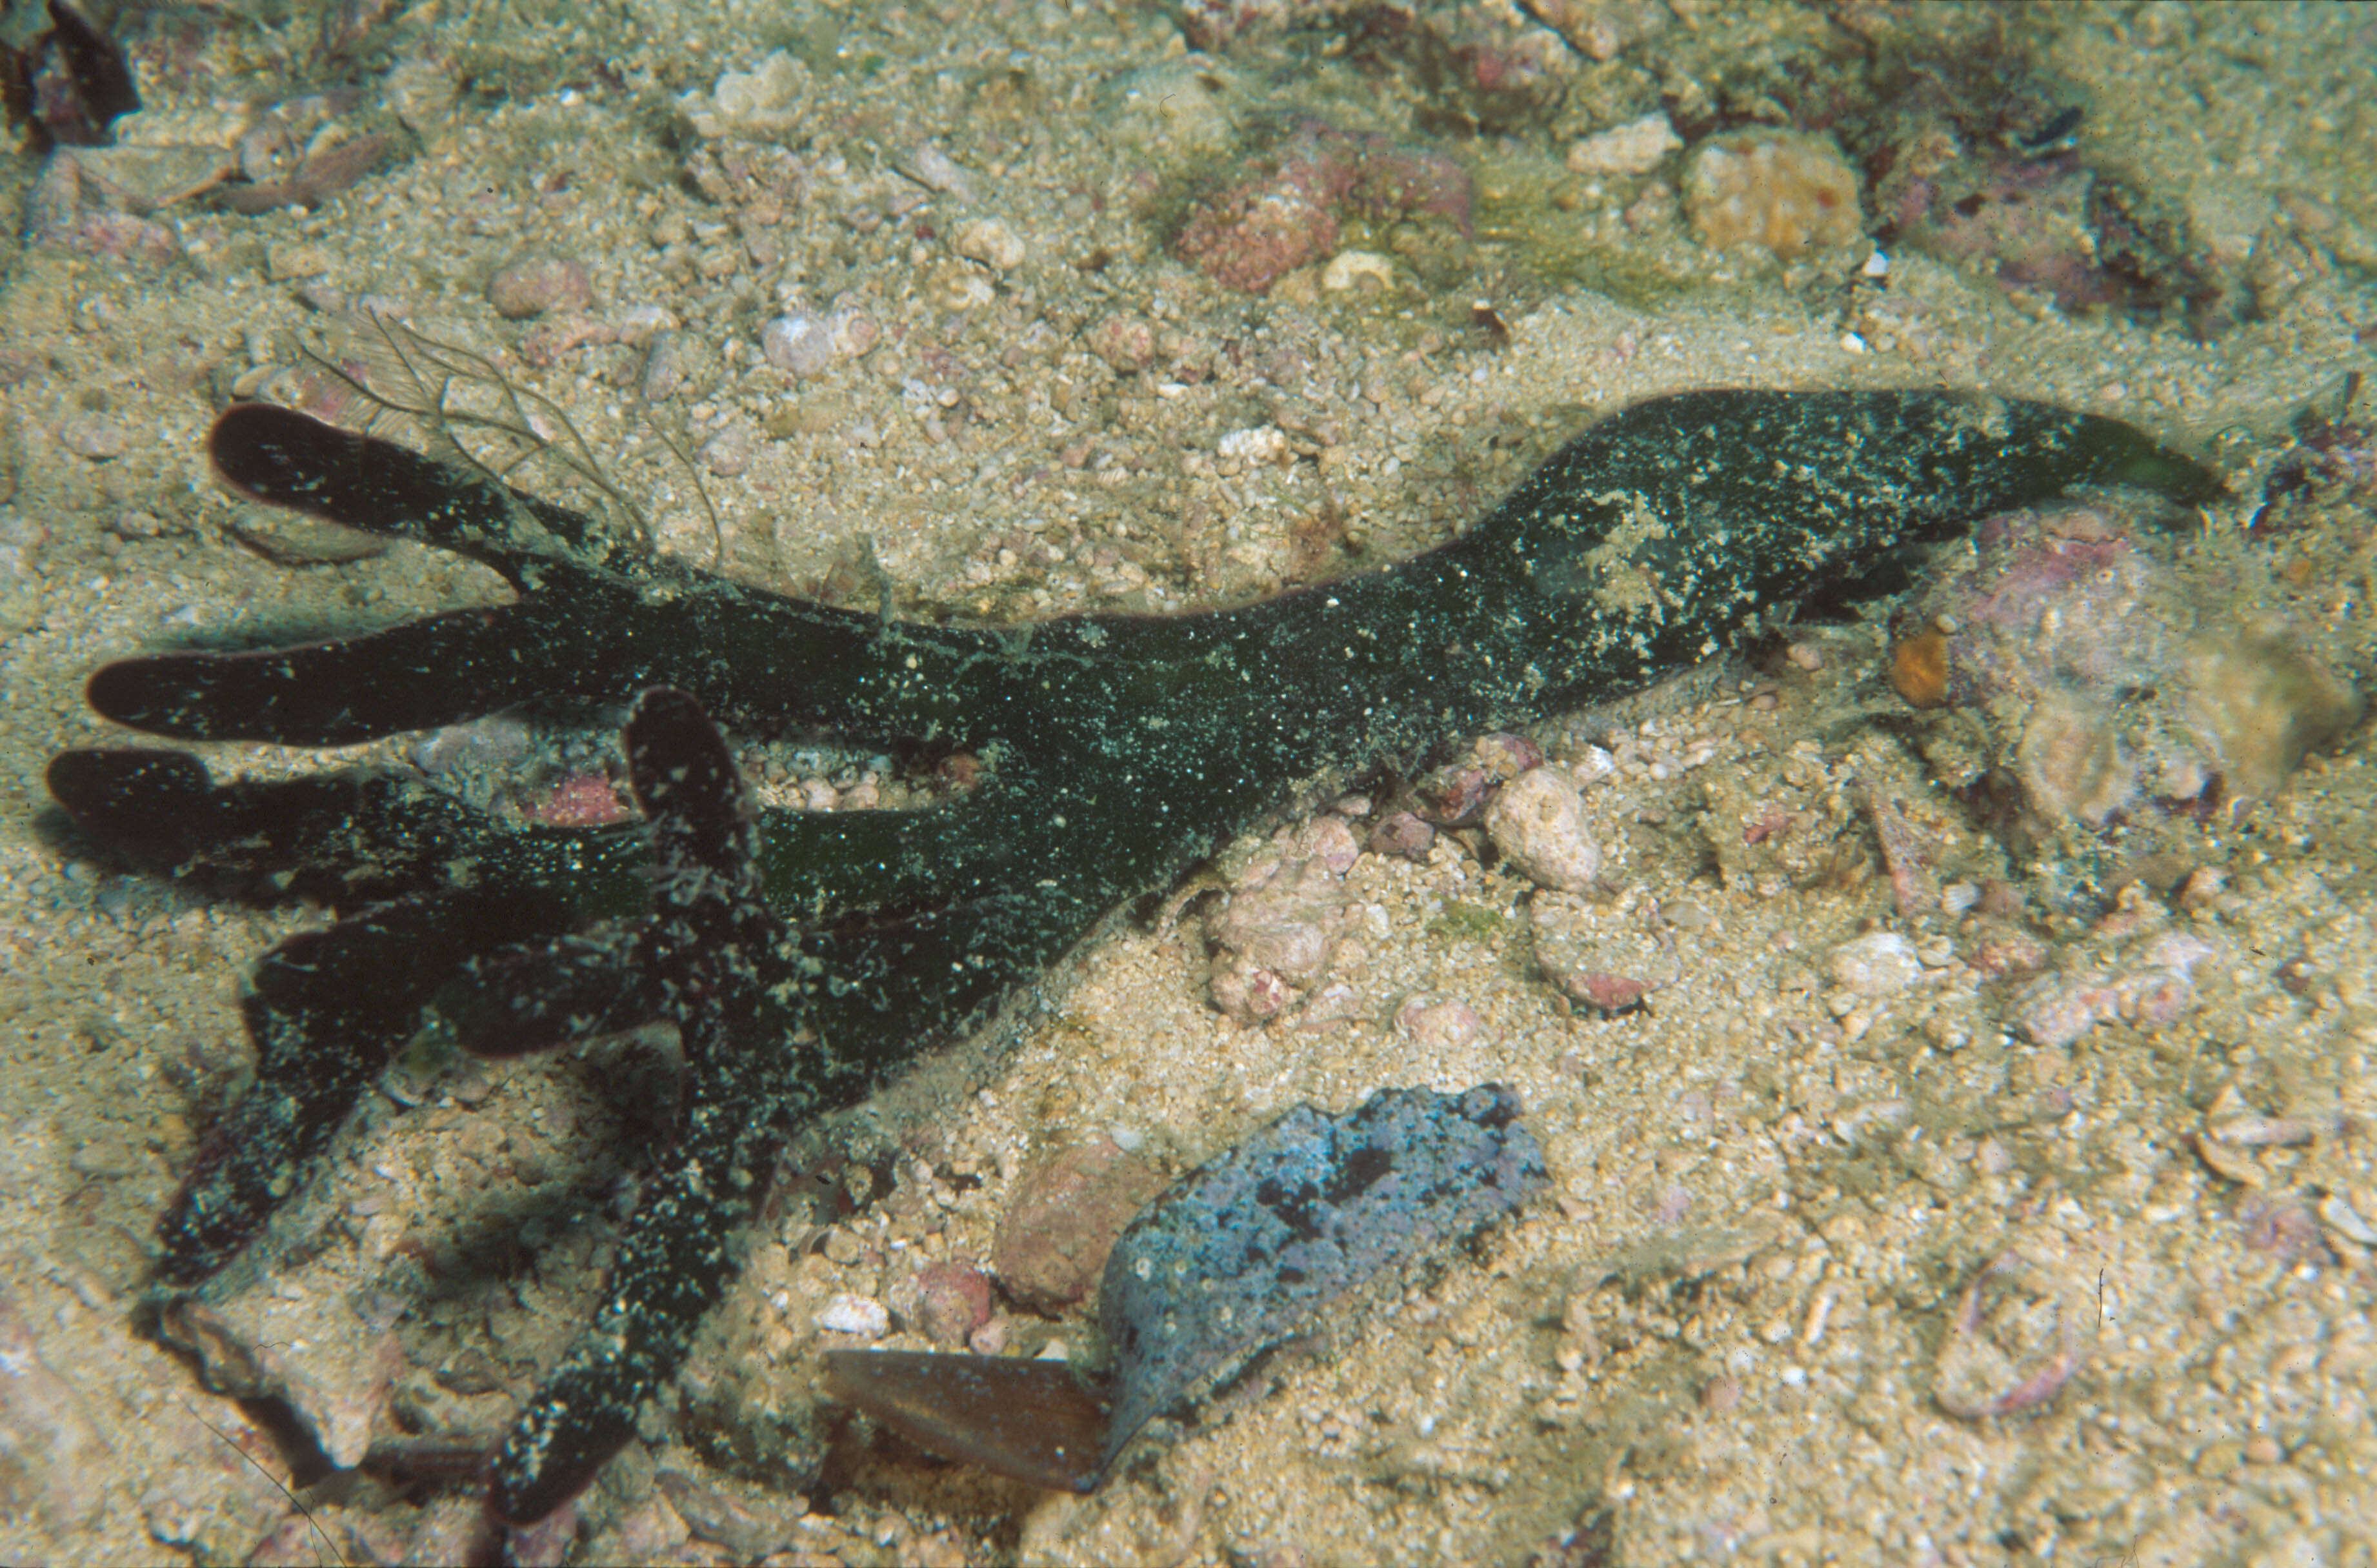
46,390,2217,1524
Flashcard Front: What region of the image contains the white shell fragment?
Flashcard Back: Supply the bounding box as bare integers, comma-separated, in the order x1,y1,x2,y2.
1321,249,1396,292
1826,931,1923,998
1567,112,1681,176
816,1292,891,1339
677,51,814,139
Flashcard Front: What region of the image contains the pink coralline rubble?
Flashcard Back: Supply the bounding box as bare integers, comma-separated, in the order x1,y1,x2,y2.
908,1260,994,1347
1207,816,1363,1020
1863,71,2216,325
1177,121,1474,294
1902,497,2362,836
523,772,636,827
1394,994,1490,1050
1178,164,1339,295
1367,809,1435,861
1414,730,1543,826
1872,121,2205,325
1889,154,2127,313
2012,928,2217,1048
23,154,180,264
0,1289,108,1533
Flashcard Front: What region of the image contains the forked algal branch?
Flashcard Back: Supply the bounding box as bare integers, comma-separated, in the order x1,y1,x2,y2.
46,390,2218,1523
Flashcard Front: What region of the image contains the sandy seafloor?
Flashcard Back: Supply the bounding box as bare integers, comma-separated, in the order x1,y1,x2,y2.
3,1,2376,1563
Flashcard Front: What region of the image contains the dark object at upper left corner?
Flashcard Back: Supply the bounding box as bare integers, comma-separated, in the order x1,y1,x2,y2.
3,0,141,152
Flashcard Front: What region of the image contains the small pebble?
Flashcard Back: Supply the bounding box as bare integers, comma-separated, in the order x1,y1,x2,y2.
928,261,995,310
1568,744,1616,784
1368,810,1433,861
486,252,594,319
1394,996,1487,1050
1682,131,1863,260
1827,931,1921,998
991,1137,1168,1312
952,217,1025,272
59,415,126,461
1558,971,1650,1014
679,51,812,139
761,312,835,378
643,332,693,402
1083,314,1152,373
830,309,880,358
1484,767,1600,892
1471,732,1545,780
901,142,978,202
1217,425,1287,465
700,426,754,477
1207,819,1359,1020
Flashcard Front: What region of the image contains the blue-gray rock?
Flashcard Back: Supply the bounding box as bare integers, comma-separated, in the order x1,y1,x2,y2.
1096,1083,1546,1469
823,1083,1545,1489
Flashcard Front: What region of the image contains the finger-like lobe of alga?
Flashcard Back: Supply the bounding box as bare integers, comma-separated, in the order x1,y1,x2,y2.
46,388,2218,1523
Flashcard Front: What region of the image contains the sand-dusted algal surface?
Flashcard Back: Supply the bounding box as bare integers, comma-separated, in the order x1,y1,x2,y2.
2,1,2374,1563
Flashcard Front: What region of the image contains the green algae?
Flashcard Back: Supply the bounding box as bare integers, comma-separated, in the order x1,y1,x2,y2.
1428,901,1511,945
